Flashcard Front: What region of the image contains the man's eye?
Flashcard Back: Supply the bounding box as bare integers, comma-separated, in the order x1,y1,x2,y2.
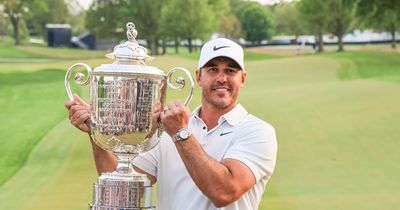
208,67,218,72
226,68,238,74
227,68,235,73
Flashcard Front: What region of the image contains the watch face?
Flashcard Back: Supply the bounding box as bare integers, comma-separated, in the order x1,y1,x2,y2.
179,129,190,139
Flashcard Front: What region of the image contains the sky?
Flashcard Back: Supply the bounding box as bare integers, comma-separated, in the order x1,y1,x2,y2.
78,0,293,10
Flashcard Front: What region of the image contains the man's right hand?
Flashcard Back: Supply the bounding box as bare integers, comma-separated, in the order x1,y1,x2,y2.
65,94,91,133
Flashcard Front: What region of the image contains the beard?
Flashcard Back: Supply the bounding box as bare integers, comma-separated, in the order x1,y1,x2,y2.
202,88,238,109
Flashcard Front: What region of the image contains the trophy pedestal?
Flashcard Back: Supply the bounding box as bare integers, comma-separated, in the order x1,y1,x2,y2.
90,172,154,210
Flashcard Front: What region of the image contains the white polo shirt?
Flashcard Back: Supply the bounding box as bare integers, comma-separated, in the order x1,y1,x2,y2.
133,104,277,210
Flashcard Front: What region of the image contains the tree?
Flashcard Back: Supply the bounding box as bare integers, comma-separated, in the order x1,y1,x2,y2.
297,0,329,52
86,0,169,55
0,0,46,45
219,14,242,40
209,0,241,40
209,0,231,33
124,0,169,55
326,0,357,52
0,5,7,36
237,2,274,44
26,0,69,37
229,0,245,11
159,0,185,54
357,0,400,49
65,1,87,36
273,2,303,38
161,0,214,53
85,0,128,40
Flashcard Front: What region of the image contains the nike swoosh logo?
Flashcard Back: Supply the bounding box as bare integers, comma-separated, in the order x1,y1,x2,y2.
220,131,233,136
213,45,230,51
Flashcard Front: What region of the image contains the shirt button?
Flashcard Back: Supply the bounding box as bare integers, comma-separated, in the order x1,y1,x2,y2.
203,126,206,130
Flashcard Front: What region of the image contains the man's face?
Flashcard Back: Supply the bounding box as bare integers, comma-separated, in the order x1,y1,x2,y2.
196,57,246,110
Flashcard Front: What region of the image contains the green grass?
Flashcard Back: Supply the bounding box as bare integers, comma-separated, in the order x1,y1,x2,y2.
0,120,95,210
0,69,74,186
245,51,285,61
0,45,399,210
241,54,400,210
324,51,400,80
0,43,108,61
16,45,108,60
0,45,50,58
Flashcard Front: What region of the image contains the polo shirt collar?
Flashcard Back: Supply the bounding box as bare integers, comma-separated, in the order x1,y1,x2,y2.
191,104,248,126
192,106,202,119
220,104,248,126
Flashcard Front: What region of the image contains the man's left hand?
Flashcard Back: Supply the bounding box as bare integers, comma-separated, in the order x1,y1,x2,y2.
160,101,190,137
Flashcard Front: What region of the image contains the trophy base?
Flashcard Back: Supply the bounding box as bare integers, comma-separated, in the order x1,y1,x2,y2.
89,205,154,210
90,172,155,210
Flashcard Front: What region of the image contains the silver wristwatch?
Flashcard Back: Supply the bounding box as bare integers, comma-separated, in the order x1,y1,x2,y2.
172,128,191,142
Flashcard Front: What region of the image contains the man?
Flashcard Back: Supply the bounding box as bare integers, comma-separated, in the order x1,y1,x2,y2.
66,38,277,210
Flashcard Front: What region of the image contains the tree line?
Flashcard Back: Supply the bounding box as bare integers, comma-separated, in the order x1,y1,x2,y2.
1,0,399,54
84,0,274,55
292,0,400,52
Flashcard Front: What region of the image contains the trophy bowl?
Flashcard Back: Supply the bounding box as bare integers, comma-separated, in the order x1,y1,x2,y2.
65,22,194,210
88,66,166,156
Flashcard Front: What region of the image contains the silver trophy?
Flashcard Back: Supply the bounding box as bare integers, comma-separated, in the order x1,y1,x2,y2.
65,22,194,210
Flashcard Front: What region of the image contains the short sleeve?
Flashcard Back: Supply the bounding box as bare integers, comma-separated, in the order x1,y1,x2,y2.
132,139,161,177
223,119,277,181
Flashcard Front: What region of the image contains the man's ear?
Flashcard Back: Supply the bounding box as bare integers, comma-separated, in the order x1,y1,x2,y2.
240,70,247,88
195,69,201,84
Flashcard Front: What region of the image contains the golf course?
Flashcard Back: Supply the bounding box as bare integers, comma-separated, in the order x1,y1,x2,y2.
0,43,399,210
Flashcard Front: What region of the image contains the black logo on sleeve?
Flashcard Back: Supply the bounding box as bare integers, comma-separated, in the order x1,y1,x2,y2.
220,131,233,136
213,45,230,51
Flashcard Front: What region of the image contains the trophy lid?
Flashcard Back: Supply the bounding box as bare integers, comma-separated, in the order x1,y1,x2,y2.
106,22,153,63
94,22,164,76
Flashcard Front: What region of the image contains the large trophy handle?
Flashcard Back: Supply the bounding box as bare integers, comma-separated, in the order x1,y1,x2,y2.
166,67,195,106
65,63,92,101
156,67,194,137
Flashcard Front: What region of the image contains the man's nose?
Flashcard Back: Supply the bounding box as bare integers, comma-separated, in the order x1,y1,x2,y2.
216,71,228,83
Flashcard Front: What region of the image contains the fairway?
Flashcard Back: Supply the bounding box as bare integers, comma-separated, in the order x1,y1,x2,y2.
0,45,399,210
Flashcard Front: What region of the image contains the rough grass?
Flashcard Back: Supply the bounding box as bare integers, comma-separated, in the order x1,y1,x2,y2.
0,45,399,210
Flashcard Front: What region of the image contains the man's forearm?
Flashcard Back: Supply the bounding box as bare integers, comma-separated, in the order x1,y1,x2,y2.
89,134,117,175
174,136,247,207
